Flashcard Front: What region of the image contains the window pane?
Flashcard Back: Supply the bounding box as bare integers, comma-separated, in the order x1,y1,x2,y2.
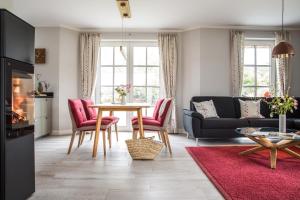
114,47,127,65
100,87,113,103
101,47,113,65
133,67,146,86
244,47,255,65
114,67,127,85
257,87,270,97
243,67,255,86
147,67,160,86
257,47,270,65
133,47,146,65
147,47,159,66
241,87,255,97
146,107,154,117
101,67,113,86
257,67,270,86
133,87,146,103
147,87,160,105
113,111,127,126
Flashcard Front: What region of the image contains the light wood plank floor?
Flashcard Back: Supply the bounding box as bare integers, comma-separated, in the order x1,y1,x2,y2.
30,132,254,200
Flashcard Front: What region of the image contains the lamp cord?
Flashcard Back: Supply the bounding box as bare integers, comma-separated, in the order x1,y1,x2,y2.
281,0,284,34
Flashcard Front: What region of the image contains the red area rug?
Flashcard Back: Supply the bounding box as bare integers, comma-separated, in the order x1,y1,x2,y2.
186,146,300,200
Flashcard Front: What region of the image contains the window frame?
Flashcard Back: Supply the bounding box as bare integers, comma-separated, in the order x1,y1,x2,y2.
242,39,276,97
95,41,161,130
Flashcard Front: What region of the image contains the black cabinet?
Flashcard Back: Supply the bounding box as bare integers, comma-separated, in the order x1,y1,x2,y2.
0,9,35,64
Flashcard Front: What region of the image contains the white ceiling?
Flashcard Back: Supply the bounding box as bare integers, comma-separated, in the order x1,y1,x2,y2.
9,0,300,30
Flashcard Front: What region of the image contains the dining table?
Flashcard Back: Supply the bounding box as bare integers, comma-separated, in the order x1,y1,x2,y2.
89,103,150,158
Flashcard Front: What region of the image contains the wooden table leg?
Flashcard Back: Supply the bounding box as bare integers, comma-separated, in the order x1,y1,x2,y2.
92,109,102,158
239,146,266,155
282,148,300,159
270,148,277,169
137,108,144,138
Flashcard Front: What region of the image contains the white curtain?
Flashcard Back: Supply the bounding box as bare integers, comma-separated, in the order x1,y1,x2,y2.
230,30,245,97
158,33,178,133
275,31,291,96
80,33,101,99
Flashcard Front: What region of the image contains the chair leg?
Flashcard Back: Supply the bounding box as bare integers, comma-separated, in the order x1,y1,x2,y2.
115,124,119,142
90,131,94,140
164,131,172,155
132,130,138,139
160,130,167,146
80,131,86,145
158,131,161,140
78,131,83,148
67,131,76,154
102,130,106,157
108,127,112,149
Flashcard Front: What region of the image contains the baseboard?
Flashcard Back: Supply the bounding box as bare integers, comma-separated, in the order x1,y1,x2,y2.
51,129,72,136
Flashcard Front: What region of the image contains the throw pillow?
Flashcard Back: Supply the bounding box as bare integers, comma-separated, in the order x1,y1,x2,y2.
193,100,219,118
239,99,264,118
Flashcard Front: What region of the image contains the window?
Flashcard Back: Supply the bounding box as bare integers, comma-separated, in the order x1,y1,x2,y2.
241,39,275,97
94,42,161,130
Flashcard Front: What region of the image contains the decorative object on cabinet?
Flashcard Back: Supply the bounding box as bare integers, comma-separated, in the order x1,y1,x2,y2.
35,48,46,64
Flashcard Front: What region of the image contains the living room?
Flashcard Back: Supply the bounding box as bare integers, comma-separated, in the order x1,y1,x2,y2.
0,0,299,200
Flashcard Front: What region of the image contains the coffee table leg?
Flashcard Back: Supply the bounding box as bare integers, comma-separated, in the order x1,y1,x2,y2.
282,148,300,159
270,148,277,169
239,146,265,155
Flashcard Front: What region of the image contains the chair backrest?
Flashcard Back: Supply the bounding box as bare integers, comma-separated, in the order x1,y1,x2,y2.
81,99,97,120
157,98,173,127
68,99,87,129
152,98,165,120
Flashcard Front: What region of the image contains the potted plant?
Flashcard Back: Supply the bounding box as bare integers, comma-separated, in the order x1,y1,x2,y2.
265,92,298,133
115,84,131,104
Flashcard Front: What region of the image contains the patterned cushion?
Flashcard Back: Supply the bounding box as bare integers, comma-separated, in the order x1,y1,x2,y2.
157,98,172,125
153,99,164,119
193,100,219,118
81,99,97,120
68,99,88,128
239,99,264,119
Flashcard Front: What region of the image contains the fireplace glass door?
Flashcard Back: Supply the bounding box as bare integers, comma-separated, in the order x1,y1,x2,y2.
11,70,34,129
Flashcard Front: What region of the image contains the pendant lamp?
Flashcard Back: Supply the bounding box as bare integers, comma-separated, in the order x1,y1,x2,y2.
272,0,295,58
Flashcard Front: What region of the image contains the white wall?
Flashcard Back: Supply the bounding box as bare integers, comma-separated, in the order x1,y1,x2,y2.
35,27,79,134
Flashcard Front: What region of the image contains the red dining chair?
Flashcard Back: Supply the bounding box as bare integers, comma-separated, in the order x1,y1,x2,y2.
81,99,120,147
131,98,173,155
68,99,114,156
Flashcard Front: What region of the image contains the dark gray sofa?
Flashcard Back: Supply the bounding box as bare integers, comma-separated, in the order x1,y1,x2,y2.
183,96,300,140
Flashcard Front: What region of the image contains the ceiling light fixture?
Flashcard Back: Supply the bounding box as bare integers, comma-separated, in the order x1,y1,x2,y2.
116,0,131,60
272,0,295,58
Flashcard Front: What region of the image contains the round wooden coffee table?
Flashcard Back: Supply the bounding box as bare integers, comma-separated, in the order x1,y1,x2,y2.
236,127,300,169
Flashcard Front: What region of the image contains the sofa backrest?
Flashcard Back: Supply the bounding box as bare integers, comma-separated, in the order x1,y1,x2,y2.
190,96,236,118
190,96,300,119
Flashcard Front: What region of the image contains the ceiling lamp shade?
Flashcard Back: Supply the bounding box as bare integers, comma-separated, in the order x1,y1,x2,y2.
272,41,295,58
272,0,295,59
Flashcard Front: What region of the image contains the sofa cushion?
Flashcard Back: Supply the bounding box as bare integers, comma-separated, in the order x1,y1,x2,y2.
248,118,294,128
234,97,271,118
202,118,249,129
190,97,236,118
193,100,219,118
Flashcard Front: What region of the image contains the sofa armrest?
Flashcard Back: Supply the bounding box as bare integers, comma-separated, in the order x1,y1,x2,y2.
183,109,204,119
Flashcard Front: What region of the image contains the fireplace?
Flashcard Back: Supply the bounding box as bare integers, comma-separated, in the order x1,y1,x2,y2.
5,61,35,138
12,71,34,127
1,9,36,200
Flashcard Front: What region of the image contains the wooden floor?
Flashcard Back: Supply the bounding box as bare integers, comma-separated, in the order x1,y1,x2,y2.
30,132,254,200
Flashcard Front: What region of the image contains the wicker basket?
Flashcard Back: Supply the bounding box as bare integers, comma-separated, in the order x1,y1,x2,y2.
126,137,164,160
